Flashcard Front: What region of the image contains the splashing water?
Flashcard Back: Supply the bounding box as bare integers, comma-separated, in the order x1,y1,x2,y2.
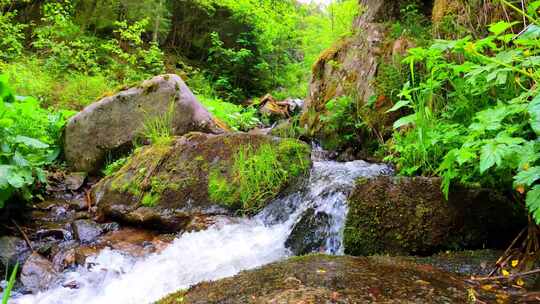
13,160,391,304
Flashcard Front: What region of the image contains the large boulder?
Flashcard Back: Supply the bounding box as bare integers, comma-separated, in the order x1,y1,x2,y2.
92,132,311,231
157,254,516,303
344,176,527,256
64,74,225,173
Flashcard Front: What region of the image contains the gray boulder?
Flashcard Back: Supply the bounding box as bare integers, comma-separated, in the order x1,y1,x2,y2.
64,74,225,173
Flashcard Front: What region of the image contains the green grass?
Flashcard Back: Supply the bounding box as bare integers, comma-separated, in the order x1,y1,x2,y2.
2,58,118,110
140,102,175,146
2,262,19,304
208,140,310,213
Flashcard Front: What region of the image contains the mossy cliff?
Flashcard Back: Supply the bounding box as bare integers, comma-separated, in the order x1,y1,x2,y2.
92,133,311,231
344,176,526,256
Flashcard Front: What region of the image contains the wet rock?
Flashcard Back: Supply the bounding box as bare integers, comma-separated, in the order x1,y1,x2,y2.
157,254,513,304
64,172,87,191
285,208,331,255
344,176,526,256
71,219,104,244
411,249,502,277
0,236,30,271
92,132,311,231
35,228,72,241
20,253,59,293
64,74,225,173
51,245,77,272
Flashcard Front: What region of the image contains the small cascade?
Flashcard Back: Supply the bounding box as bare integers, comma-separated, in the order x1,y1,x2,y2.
13,159,391,304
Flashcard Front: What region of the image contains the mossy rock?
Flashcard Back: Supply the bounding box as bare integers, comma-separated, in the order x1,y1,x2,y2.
92,132,311,231
344,176,526,256
157,254,513,303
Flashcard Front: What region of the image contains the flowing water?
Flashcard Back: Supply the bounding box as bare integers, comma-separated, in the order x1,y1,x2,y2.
13,160,391,304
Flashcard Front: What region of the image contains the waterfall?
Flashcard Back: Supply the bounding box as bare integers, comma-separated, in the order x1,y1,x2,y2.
13,160,391,304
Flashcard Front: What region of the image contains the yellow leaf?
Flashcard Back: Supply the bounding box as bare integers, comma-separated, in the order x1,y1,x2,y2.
523,163,530,170
415,280,430,285
502,269,510,277
481,284,493,291
511,260,519,268
516,186,525,194
516,278,525,286
316,269,326,274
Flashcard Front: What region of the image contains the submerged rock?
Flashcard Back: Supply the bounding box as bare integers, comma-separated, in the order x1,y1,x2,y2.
285,208,331,255
92,132,311,231
20,253,59,293
157,254,509,303
71,219,104,244
344,176,526,256
64,74,225,173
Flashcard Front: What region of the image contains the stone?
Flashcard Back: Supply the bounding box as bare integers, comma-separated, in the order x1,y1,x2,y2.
344,176,527,256
285,208,331,255
20,253,59,293
157,255,519,303
0,236,30,272
64,74,225,173
92,132,311,231
71,219,104,244
64,172,87,191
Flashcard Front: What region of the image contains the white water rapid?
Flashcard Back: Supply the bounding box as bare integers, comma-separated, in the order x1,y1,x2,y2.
13,160,391,304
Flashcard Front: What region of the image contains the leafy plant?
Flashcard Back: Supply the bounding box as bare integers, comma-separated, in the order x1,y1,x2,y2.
387,1,540,224
198,95,260,131
0,75,72,207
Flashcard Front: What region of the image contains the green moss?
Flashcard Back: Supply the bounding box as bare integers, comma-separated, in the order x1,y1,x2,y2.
208,139,311,213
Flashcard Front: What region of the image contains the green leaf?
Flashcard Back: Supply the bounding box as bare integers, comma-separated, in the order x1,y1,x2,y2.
14,136,49,149
526,186,540,224
529,95,540,136
489,21,514,36
386,100,411,113
393,113,416,129
514,167,540,187
521,24,540,40
479,142,504,173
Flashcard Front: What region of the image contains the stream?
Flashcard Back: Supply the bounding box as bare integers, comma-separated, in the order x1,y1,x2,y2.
12,160,391,304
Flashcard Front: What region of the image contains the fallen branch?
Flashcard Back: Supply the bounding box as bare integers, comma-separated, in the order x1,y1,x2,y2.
472,268,540,281
11,219,34,252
